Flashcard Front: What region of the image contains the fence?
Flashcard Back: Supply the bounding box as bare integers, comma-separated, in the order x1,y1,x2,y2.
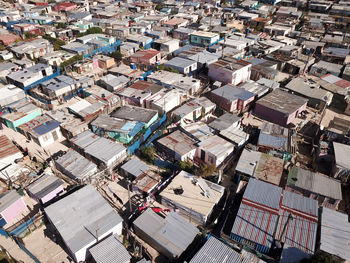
15,238,41,263
127,114,167,155
23,67,60,93
83,39,122,59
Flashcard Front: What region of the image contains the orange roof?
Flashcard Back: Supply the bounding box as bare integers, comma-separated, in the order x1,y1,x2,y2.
165,18,188,26
131,49,160,60
0,34,20,45
0,135,21,160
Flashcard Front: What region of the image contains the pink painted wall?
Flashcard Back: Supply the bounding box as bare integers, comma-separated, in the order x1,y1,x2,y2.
1,198,26,224
41,185,64,204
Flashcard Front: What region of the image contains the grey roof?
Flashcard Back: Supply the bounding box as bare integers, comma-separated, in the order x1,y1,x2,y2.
287,167,342,200
133,209,198,259
235,148,261,176
84,137,126,165
0,190,21,212
277,192,318,255
243,178,282,210
285,78,329,101
258,123,288,151
111,105,158,124
208,113,241,132
212,85,255,103
27,174,63,199
256,89,308,115
333,142,350,169
157,130,198,157
189,236,256,263
89,234,131,263
320,208,350,261
282,190,318,217
45,185,123,254
121,157,149,178
70,130,100,149
165,57,196,69
55,150,98,181
231,202,279,251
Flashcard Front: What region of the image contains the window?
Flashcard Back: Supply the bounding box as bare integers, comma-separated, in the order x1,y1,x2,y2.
208,155,214,164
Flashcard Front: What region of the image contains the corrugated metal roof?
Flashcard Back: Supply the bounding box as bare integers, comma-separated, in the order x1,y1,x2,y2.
287,167,342,200
133,209,198,259
55,150,98,181
208,113,241,132
212,85,255,103
189,236,257,263
243,178,282,210
70,130,100,149
320,208,350,261
231,202,279,251
276,209,317,255
121,157,149,178
33,120,60,136
27,174,63,199
45,185,123,254
0,135,22,160
282,190,318,217
84,137,126,165
333,142,350,169
0,190,21,212
89,234,131,263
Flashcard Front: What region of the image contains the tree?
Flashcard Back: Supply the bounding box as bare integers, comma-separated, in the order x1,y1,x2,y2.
77,27,103,37
24,32,36,39
59,54,83,72
301,252,342,263
198,164,216,178
179,160,194,174
41,10,46,15
140,147,156,164
155,4,163,11
55,22,66,29
110,51,123,61
43,34,65,50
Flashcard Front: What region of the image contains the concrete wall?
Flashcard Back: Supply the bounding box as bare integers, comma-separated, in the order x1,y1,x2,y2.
37,127,63,148
74,221,123,262
1,197,26,224
41,185,64,204
9,109,43,131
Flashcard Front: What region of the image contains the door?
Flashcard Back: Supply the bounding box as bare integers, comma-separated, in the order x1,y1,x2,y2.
52,130,58,141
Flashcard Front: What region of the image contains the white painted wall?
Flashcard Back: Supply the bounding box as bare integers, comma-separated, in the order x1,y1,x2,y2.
74,221,123,262
36,127,63,148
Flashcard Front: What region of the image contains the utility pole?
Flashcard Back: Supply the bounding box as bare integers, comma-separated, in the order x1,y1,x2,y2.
275,213,293,249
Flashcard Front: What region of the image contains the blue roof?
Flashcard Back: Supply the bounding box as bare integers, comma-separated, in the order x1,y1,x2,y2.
121,121,144,137
33,120,60,135
258,133,288,151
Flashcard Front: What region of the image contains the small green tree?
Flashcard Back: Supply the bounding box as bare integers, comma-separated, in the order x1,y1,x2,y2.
59,54,83,72
56,22,66,29
77,27,103,37
179,160,194,173
199,164,216,177
43,34,65,50
301,251,342,263
140,147,156,164
24,32,36,39
110,51,123,61
155,4,163,11
41,10,46,15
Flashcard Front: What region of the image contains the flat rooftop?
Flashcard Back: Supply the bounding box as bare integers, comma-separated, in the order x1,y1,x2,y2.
160,171,224,218
256,89,308,114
